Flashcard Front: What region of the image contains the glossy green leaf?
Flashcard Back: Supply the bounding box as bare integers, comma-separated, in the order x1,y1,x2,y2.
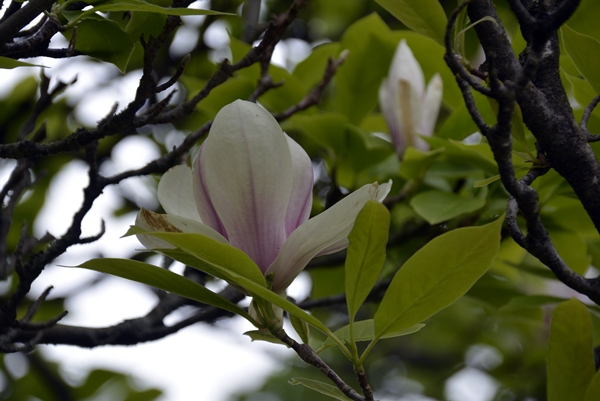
374,216,503,338
336,13,395,124
74,258,254,322
409,190,486,225
125,227,266,286
375,0,447,46
318,319,424,352
562,25,600,93
66,18,135,73
0,57,45,69
289,378,353,401
548,298,595,401
345,201,390,321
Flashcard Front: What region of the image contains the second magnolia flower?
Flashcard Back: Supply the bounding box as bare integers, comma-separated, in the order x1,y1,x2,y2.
136,100,391,292
379,39,443,159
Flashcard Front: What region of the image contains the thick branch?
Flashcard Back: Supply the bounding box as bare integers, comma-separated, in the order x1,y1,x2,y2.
467,0,600,232
0,0,56,47
11,286,244,348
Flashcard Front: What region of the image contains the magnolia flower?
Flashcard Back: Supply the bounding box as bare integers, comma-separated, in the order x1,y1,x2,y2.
136,100,391,293
379,39,443,159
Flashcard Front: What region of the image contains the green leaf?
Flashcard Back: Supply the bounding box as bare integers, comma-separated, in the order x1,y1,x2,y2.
568,0,600,43
125,11,167,40
293,42,341,90
399,147,444,180
290,313,310,345
345,201,390,321
409,190,486,225
499,295,566,313
550,230,591,275
374,216,503,338
511,261,558,280
548,298,595,401
0,57,45,69
510,103,535,158
438,90,496,139
69,0,230,23
244,330,287,346
425,136,499,174
542,196,598,239
562,25,600,93
319,319,424,352
133,229,336,339
584,370,600,401
284,112,349,151
65,18,135,73
73,258,254,322
375,0,448,46
563,70,598,110
474,166,533,188
336,13,396,124
474,174,501,188
125,228,266,286
289,378,353,401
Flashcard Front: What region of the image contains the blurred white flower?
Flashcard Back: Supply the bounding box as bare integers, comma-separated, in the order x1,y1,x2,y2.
379,39,443,159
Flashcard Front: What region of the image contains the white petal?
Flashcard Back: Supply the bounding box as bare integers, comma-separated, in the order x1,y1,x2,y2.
379,78,407,157
135,208,228,249
415,73,443,150
158,165,202,221
266,180,392,292
389,40,424,100
284,134,313,236
201,100,293,271
193,143,227,237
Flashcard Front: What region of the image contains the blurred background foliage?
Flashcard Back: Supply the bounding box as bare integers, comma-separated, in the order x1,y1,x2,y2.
2,0,600,400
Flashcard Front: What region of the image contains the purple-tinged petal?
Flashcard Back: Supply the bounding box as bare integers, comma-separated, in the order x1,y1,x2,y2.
284,134,313,237
158,165,202,222
201,100,293,272
135,208,228,250
266,180,392,292
193,143,227,238
379,78,406,156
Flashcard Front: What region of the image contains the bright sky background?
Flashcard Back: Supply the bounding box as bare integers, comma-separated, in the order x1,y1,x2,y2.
0,1,503,400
